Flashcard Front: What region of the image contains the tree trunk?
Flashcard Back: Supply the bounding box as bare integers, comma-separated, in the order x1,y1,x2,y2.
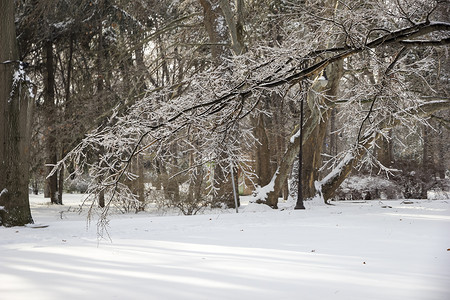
329,108,337,156
58,164,64,204
98,190,105,208
0,0,34,226
198,0,230,61
377,131,393,168
55,34,74,206
437,121,446,179
295,97,306,209
303,60,343,199
162,170,180,203
96,9,106,208
253,113,272,187
218,0,245,55
126,155,146,210
302,110,331,198
137,155,145,210
422,124,431,176
43,40,59,204
213,159,240,208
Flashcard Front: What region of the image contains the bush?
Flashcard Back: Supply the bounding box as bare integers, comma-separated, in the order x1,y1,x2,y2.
65,176,89,194
335,175,403,200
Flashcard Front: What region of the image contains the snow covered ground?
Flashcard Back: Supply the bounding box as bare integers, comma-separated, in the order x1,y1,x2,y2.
1,194,449,300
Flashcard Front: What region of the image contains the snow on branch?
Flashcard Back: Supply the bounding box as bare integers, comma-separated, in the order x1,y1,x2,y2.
250,168,278,204
54,3,450,217
0,188,8,198
315,151,354,194
400,37,450,46
8,61,35,102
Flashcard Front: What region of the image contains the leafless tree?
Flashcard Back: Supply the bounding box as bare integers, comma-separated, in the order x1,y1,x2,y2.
46,1,450,226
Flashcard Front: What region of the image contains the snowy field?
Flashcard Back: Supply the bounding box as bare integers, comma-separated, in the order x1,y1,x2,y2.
1,194,449,300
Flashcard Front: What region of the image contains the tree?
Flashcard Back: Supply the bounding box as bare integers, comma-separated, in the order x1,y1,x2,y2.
49,0,449,224
0,0,34,226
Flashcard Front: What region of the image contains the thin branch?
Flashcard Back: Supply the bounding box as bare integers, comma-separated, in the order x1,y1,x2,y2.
357,47,408,142
400,37,450,46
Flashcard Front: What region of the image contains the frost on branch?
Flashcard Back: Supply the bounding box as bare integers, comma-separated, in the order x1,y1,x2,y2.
51,0,450,220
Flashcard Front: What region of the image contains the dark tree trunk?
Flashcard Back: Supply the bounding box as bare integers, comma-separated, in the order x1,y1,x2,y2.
58,164,64,204
422,124,431,175
295,98,305,209
55,35,74,206
0,0,34,226
43,40,59,204
263,104,334,207
96,9,106,208
137,155,145,210
437,122,446,179
98,190,105,208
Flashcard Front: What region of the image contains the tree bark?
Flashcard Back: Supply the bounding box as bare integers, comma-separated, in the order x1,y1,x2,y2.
96,8,106,208
304,60,343,199
253,113,272,187
43,40,60,204
377,132,393,168
0,0,34,226
329,108,337,156
218,0,245,55
302,110,331,198
198,0,230,61
137,155,145,209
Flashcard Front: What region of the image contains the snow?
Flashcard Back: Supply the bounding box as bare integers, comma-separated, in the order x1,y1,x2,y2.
241,202,274,212
216,15,227,37
52,19,74,30
250,168,277,202
112,5,145,30
1,194,449,300
316,152,354,192
9,62,34,101
290,129,300,143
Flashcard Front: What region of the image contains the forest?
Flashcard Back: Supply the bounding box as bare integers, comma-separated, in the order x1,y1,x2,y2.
1,0,450,227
